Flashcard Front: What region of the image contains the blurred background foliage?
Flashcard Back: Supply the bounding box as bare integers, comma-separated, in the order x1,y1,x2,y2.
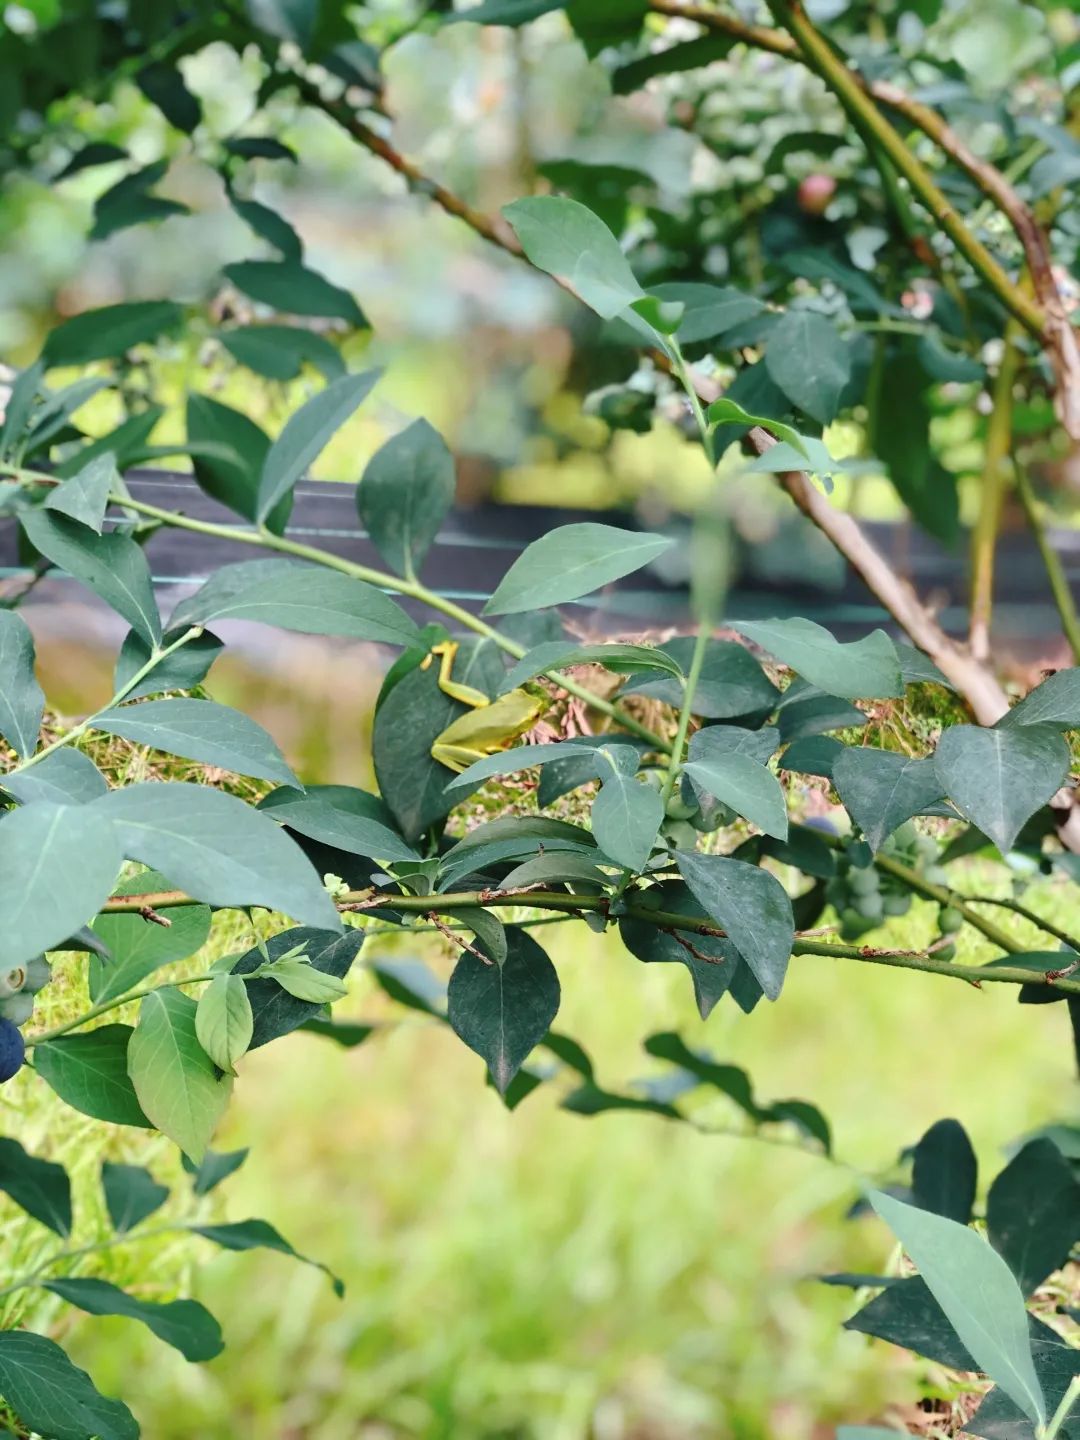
2,0,1080,1434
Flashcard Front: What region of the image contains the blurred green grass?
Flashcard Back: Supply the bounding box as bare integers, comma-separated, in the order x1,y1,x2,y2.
68,889,1075,1439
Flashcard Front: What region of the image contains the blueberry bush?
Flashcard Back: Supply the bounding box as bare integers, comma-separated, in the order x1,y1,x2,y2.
1,0,1080,1435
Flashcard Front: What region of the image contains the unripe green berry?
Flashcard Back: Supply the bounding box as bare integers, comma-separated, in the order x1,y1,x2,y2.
939,906,964,934
935,941,957,961
0,993,33,1027
665,794,698,821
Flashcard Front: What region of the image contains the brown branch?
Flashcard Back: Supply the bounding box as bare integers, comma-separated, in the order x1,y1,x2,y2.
427,911,493,965
137,905,172,929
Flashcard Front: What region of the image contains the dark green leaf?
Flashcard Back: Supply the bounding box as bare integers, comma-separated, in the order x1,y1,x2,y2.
169,558,418,649
447,928,560,1094
833,750,946,851
683,753,788,840
257,369,381,522
500,640,683,692
967,1323,1080,1440
0,800,122,967
0,611,45,758
485,523,672,615
102,1161,169,1232
845,1274,975,1368
224,260,366,327
498,851,613,889
136,63,201,132
459,908,508,965
220,325,343,382
734,618,902,699
35,1026,151,1128
371,959,446,1016
0,1331,138,1440
648,283,765,344
622,637,780,719
228,190,302,260
446,0,560,21
233,926,365,1048
912,1118,977,1224
129,988,233,1162
998,669,1080,731
43,454,117,533
619,881,739,1019
55,142,129,180
592,752,663,871
502,196,644,319
0,1139,71,1235
225,137,298,162
869,1190,1045,1424
987,1138,1080,1295
93,698,298,787
934,724,1070,854
91,782,341,931
259,784,417,862
677,852,794,1000
186,394,285,531
356,418,456,579
192,1217,344,1296
113,625,224,701
90,871,211,1003
181,1146,249,1195
43,1277,223,1361
42,300,183,367
765,310,852,425
21,509,162,647
775,681,865,742
373,662,466,839
779,735,843,777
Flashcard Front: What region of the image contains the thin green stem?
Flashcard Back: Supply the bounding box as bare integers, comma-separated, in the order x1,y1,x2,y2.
970,322,1021,662
1014,455,1080,663
660,624,709,808
872,852,1024,953
6,625,203,775
1038,1375,1080,1440
0,1224,191,1303
963,895,1080,952
27,974,214,1047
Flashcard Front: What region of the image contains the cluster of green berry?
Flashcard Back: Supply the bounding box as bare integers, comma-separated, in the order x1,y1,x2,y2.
641,769,728,853
826,822,963,947
0,958,50,1082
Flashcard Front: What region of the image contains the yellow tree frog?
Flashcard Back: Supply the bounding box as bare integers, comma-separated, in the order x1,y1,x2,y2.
426,641,545,772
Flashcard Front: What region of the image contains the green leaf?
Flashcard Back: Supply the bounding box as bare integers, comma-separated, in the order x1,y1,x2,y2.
220,325,343,382
764,310,852,425
93,698,298,788
0,1138,71,1235
91,782,341,932
35,1026,151,1128
622,637,780,719
90,873,211,1003
192,1216,344,1295
833,749,946,851
43,1277,223,1362
987,1138,1080,1296
114,626,224,702
447,928,561,1094
0,800,122,967
648,283,764,343
912,1118,977,1224
181,1146,249,1194
0,611,45,759
101,1161,169,1232
301,1018,376,1047
234,927,365,1048
998,669,1080,731
446,0,560,21
169,558,418,649
591,753,663,872
224,259,366,326
42,300,183,367
677,852,794,1001
619,881,740,1019
874,350,959,543
257,369,381,522
373,662,467,839
502,196,644,319
91,188,189,241
227,190,303,261
444,739,609,795
43,453,117,533
459,908,508,966
845,1275,977,1370
497,851,613,890
55,141,129,180
263,956,348,1003
128,987,233,1162
733,618,902,700
706,397,833,475
485,522,673,615
869,1189,1046,1424
2,749,107,807
934,724,1070,854
779,735,843,778
683,753,788,840
196,973,254,1073
356,418,456,579
20,509,162,647
0,1331,138,1440
259,785,417,862
186,394,284,530
225,137,298,163
775,680,865,743
136,62,201,132
500,640,683,692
